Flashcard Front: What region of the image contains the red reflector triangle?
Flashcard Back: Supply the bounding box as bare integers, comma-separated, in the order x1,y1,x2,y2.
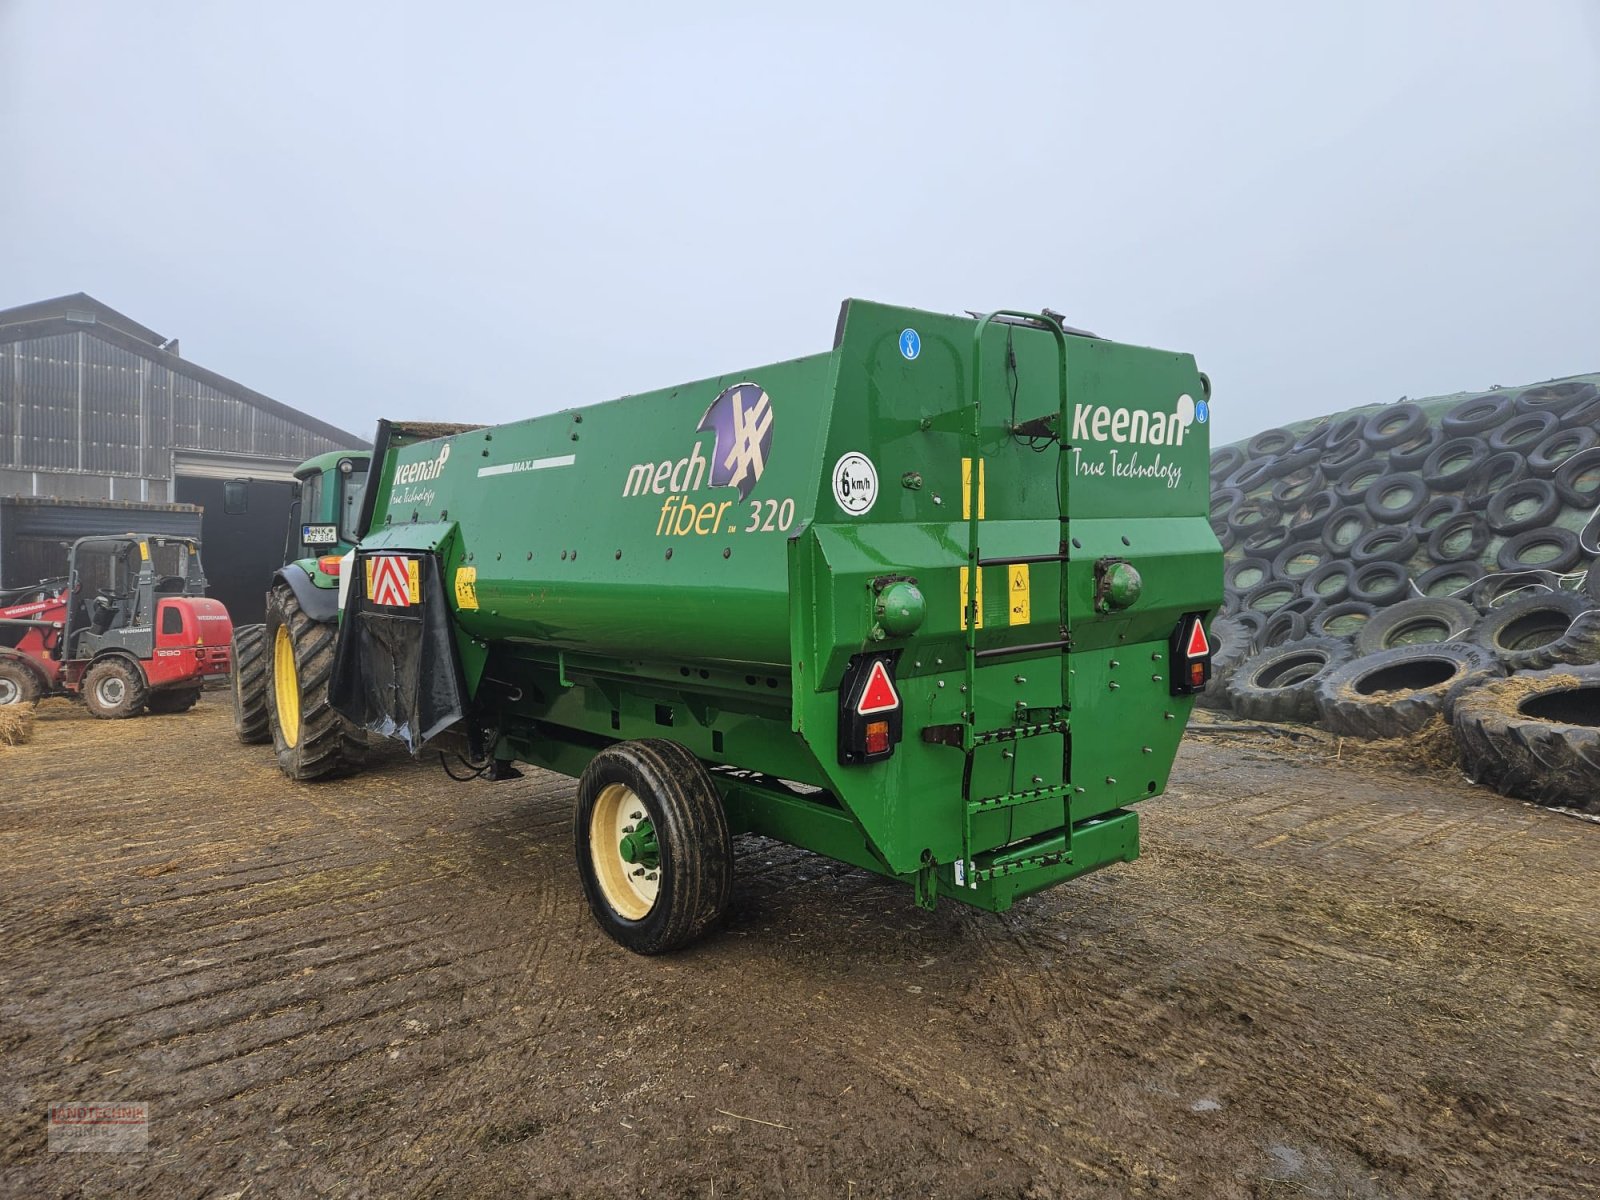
1185,621,1212,659
856,660,899,715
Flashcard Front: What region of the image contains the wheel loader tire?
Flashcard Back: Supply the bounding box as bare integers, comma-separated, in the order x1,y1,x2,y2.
231,623,270,744
1352,596,1478,657
265,582,365,781
0,657,43,707
147,688,202,715
1225,636,1354,724
1315,642,1502,739
1452,665,1600,814
83,657,149,719
1471,591,1600,671
574,739,734,954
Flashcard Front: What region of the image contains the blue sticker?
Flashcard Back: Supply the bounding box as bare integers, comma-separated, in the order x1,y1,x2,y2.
899,328,920,361
1196,399,1209,424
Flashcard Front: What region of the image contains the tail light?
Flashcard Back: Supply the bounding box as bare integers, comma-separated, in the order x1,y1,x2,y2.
838,652,902,765
1169,614,1213,696
317,555,343,576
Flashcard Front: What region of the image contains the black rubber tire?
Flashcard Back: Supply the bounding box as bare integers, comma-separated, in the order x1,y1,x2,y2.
1471,590,1600,670
1485,478,1561,536
1426,513,1490,563
1462,451,1526,502
1441,393,1514,438
1322,413,1366,451
147,688,202,715
1527,426,1598,477
1211,520,1237,553
1421,437,1489,492
1487,411,1558,455
1211,445,1246,480
1270,466,1326,506
1247,427,1296,458
1363,472,1428,524
1349,562,1410,607
1197,613,1255,712
1349,526,1419,567
265,581,366,781
1451,665,1600,813
82,657,150,719
574,739,735,954
1386,425,1444,472
1222,458,1282,492
1553,447,1600,510
1240,523,1292,557
1241,578,1299,616
231,622,270,744
1210,486,1245,522
1272,540,1327,584
1496,528,1583,574
1316,642,1503,739
1516,380,1597,418
1226,496,1282,538
1310,600,1377,639
1334,461,1389,507
1224,557,1274,598
1285,489,1338,540
1301,560,1354,606
1362,402,1427,450
1416,562,1485,600
1226,636,1355,723
1408,495,1464,539
1259,607,1311,649
1559,392,1600,433
1469,570,1563,611
1324,507,1375,556
1292,421,1334,453
1352,596,1478,657
0,657,43,707
1319,436,1373,480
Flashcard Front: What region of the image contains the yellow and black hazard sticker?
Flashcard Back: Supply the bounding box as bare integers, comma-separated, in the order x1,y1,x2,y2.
454,565,479,610
367,556,421,607
1008,563,1030,626
959,566,984,630
960,457,987,520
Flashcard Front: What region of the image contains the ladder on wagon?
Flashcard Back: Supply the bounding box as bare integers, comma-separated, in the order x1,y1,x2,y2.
955,311,1075,889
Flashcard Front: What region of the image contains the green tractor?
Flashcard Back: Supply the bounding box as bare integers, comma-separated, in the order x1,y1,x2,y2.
231,450,370,779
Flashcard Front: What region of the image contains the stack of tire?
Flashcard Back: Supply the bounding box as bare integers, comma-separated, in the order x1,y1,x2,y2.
1205,376,1600,814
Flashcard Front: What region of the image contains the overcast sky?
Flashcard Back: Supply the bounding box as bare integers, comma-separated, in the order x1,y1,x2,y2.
3,2,1597,446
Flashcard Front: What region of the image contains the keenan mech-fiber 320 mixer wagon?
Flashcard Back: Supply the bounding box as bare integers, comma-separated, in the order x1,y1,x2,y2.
319,301,1223,952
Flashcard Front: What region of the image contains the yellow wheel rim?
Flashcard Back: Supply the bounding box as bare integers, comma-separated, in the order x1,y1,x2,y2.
273,624,301,748
590,783,659,921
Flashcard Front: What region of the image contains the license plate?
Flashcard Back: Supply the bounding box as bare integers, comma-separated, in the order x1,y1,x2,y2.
303,524,338,546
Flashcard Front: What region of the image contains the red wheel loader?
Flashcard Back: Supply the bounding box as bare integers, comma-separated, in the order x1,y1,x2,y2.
0,534,233,717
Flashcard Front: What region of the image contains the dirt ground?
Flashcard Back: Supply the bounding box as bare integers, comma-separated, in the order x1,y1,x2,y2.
1,699,1596,1200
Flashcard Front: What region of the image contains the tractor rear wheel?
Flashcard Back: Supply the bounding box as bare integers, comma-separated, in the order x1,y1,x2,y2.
0,658,42,707
148,688,202,715
264,583,364,781
83,658,149,719
230,623,270,743
574,739,734,954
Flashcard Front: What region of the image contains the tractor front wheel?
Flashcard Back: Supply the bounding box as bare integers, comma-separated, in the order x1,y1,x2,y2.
264,583,364,781
0,658,42,707
83,658,149,719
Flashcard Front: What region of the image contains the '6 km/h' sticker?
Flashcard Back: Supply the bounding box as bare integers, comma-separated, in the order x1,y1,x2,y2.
832,452,878,516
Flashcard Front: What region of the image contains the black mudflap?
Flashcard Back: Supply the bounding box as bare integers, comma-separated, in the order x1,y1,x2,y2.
330,551,466,751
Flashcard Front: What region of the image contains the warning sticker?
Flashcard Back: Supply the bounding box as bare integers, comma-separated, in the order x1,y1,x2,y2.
454,565,479,610
832,452,879,516
959,566,984,631
1008,564,1030,626
961,457,986,520
367,556,420,607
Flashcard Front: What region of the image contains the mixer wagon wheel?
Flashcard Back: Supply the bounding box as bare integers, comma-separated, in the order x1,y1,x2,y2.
574,739,734,954
264,584,366,781
230,623,270,744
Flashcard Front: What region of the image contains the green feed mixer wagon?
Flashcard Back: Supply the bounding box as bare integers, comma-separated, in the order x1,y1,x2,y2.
313,301,1222,952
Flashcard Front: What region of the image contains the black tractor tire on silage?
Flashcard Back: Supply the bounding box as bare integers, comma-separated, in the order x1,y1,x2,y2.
1241,579,1299,617
1247,427,1296,458
1240,523,1290,557
1363,472,1428,524
1348,526,1419,567
1301,560,1354,606
574,738,735,953
1361,402,1427,450
1469,570,1562,611
1226,636,1355,724
1426,513,1490,564
1440,393,1514,438
1560,392,1600,432
1421,437,1490,492
1226,496,1282,538
1387,425,1444,472
1211,521,1237,553
1352,596,1478,657
1196,615,1255,711
1451,665,1600,814
1271,465,1325,506
231,622,270,744
1210,486,1245,523
1527,426,1598,477
1222,458,1281,491
1485,478,1561,536
1497,528,1583,574
1349,562,1410,608
1315,642,1503,740
1271,540,1327,584
1293,421,1334,453
1285,490,1338,540
1310,600,1377,640
1463,451,1526,503
1323,506,1375,556
1416,561,1485,600
1553,447,1600,510
1211,445,1246,480
264,582,366,782
1319,436,1373,480
1260,599,1317,649
1224,557,1274,601
1487,411,1558,455
1516,380,1597,418
1470,590,1600,671
1334,461,1388,507
1408,495,1464,539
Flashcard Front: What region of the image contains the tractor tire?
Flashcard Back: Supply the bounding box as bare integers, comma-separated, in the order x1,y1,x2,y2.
1386,425,1443,472
1225,636,1354,724
1315,642,1503,739
147,688,202,715
0,657,43,707
265,582,365,781
574,739,735,954
1352,596,1479,657
1452,665,1600,814
1415,562,1484,600
83,657,149,719
1470,591,1600,671
1496,528,1583,574
231,623,270,744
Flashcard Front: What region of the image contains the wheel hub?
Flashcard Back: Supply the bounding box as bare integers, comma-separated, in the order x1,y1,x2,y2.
0,678,18,705
589,783,660,920
618,819,658,869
